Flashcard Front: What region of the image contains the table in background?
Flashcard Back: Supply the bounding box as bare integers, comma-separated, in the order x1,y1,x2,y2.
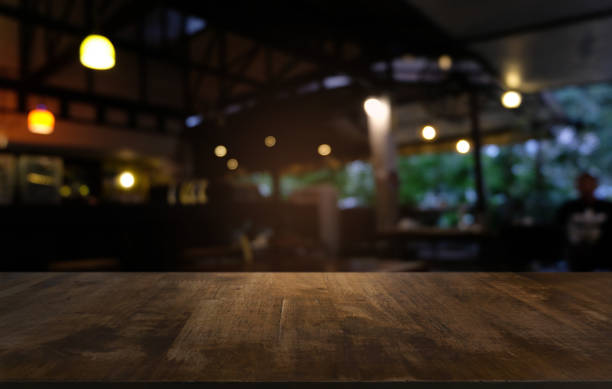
377,227,488,266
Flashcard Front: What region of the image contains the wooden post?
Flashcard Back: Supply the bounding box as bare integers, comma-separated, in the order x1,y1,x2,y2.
469,91,486,220
366,96,398,231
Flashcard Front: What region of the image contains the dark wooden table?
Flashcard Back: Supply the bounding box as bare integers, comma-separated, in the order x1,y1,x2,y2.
1,272,611,388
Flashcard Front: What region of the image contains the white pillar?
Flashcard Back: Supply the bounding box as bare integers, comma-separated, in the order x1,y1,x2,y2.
364,96,398,231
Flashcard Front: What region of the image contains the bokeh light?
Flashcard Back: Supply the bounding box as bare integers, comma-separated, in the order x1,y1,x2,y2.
318,144,332,156
264,136,276,147
214,145,227,157
363,98,390,120
27,105,55,135
227,158,239,170
501,91,522,109
438,54,452,71
421,125,437,141
118,171,135,189
456,139,471,154
80,34,116,70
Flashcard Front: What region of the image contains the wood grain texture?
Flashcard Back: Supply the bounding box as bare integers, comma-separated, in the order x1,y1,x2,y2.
0,272,611,384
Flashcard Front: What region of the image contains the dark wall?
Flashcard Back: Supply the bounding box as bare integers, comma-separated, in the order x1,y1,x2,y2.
0,201,318,271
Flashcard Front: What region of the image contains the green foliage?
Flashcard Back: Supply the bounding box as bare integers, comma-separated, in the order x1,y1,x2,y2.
397,152,474,208
240,83,612,228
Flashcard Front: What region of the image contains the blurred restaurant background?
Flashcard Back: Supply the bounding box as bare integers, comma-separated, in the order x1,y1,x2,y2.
1,0,611,272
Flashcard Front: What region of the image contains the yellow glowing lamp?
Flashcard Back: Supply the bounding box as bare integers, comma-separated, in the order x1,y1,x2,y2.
421,125,437,141
27,105,55,135
318,144,332,156
59,185,71,197
117,171,135,189
80,34,116,70
214,145,227,157
79,185,90,196
227,158,239,170
456,139,471,154
264,136,276,147
501,91,522,109
438,54,452,71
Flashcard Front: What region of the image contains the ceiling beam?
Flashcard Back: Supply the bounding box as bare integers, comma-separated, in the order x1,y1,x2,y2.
464,8,612,44
0,4,262,88
0,76,186,119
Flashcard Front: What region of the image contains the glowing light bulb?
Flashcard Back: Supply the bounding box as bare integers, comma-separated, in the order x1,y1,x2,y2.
421,125,437,141
438,55,452,71
363,98,390,120
227,158,238,170
79,185,90,196
505,71,521,88
118,171,135,189
501,91,522,109
456,139,471,154
214,145,227,157
27,105,55,135
59,185,71,197
318,144,331,156
264,136,276,147
0,132,8,148
80,34,115,70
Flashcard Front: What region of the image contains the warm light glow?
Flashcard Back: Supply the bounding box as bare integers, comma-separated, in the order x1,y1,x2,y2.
227,158,239,170
318,143,332,156
59,185,71,197
214,145,227,157
505,71,521,88
363,98,390,120
27,106,55,135
0,132,7,149
80,34,115,70
264,135,276,147
421,125,437,141
27,172,54,186
501,91,522,109
456,139,471,154
118,171,135,189
438,54,452,71
79,185,90,196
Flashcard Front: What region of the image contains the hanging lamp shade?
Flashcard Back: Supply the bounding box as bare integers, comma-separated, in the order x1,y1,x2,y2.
27,105,55,135
80,34,115,70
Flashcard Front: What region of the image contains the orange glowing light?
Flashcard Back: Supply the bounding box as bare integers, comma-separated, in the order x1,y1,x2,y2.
27,105,55,135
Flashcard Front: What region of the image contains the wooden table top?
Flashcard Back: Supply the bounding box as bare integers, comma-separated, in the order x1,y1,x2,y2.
1,272,611,387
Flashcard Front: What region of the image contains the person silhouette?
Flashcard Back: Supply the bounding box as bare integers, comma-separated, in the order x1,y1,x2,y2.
557,173,612,271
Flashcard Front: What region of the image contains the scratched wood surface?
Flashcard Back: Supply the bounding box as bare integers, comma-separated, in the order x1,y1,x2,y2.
0,272,611,383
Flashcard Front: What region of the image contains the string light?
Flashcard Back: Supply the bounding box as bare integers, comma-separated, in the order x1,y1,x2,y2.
264,136,276,147
318,144,331,156
227,158,238,170
456,139,471,154
501,91,522,109
438,55,452,71
421,125,437,141
214,145,227,157
59,185,71,197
